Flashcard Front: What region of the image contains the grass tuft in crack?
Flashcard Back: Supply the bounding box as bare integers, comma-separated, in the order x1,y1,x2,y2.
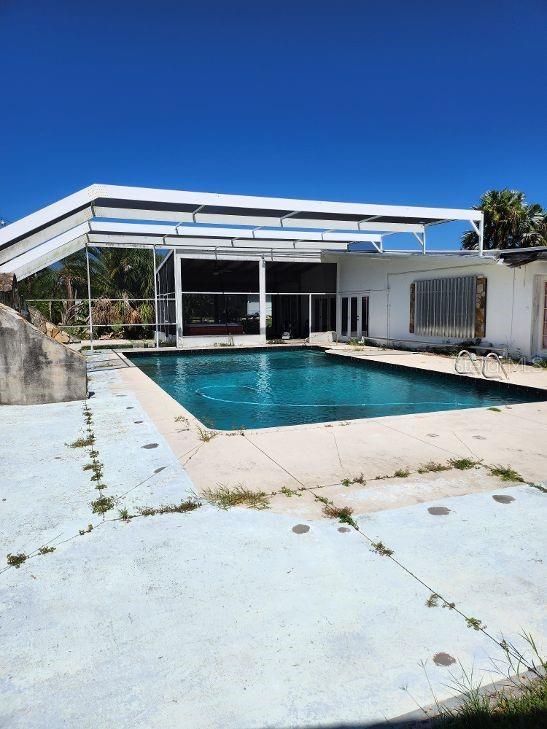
466,616,487,631
91,495,115,515
280,486,302,498
393,468,410,478
490,466,525,483
7,553,28,568
79,524,93,535
197,427,218,443
426,592,440,608
449,458,478,470
371,541,394,557
136,500,202,517
68,435,95,448
322,503,357,527
203,485,270,510
38,546,56,555
418,462,451,474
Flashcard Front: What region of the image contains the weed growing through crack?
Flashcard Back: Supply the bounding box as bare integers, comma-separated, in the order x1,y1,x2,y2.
322,503,357,527
7,553,28,568
466,616,487,631
371,541,394,557
68,435,95,448
490,466,525,483
203,485,270,510
393,469,410,478
341,478,352,487
79,524,93,535
174,415,188,423
449,458,478,470
352,473,366,485
91,495,115,515
280,486,302,498
426,593,440,608
488,406,502,412
197,427,218,443
38,546,56,555
417,462,451,474
118,508,131,521
136,500,201,517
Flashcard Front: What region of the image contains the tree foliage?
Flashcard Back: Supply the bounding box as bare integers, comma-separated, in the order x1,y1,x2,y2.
461,189,546,251
18,247,162,337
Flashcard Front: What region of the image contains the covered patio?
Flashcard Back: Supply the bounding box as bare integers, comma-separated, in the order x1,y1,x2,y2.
0,184,484,347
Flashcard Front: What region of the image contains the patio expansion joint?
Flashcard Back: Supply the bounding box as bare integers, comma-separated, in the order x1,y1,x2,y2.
372,419,469,459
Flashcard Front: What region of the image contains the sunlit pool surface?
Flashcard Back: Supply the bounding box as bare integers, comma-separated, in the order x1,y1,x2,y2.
127,348,546,430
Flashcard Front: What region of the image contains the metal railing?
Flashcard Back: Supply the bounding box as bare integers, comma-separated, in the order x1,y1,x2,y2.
455,350,512,380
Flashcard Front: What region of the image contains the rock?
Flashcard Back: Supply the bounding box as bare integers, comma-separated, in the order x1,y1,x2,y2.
45,322,60,339
54,331,71,344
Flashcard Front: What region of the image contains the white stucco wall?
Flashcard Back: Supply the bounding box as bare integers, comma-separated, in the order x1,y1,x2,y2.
333,254,547,358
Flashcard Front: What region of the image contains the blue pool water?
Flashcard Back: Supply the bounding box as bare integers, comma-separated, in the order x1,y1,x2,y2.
128,348,545,430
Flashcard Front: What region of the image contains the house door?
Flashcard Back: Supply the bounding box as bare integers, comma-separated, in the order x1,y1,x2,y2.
340,295,369,340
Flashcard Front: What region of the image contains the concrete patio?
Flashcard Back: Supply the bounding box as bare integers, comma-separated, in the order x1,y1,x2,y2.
1,355,546,728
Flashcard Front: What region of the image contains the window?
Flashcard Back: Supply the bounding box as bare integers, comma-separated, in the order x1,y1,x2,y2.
413,276,478,338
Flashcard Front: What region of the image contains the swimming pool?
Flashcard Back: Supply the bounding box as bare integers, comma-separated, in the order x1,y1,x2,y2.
127,348,546,430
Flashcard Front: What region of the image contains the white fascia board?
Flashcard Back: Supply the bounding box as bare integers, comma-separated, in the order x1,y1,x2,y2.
90,232,347,252
4,234,89,280
97,183,482,222
95,208,427,232
93,207,197,224
322,231,382,242
0,223,90,272
176,251,322,263
0,186,96,248
88,233,167,246
90,221,382,244
89,221,178,236
0,208,93,263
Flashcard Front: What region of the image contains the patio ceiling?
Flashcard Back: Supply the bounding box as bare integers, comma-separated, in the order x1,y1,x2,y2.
0,184,484,279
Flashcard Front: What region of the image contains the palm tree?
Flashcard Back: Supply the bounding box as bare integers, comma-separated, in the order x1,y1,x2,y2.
461,189,546,250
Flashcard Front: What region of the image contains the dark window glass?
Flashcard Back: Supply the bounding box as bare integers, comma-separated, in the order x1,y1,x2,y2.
181,259,259,293
266,262,336,293
182,294,259,335
341,297,348,335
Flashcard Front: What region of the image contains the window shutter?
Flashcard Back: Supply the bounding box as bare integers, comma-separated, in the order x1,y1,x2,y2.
409,282,415,333
474,276,487,338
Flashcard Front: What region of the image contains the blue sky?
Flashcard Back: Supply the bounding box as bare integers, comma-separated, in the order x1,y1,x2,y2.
1,0,545,249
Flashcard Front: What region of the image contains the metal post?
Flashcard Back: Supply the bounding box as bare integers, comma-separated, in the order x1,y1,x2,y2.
152,245,159,348
85,242,94,352
259,257,267,342
478,215,484,257
174,251,183,347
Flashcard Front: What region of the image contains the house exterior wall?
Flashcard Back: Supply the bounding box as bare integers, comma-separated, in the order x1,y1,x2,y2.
334,254,547,359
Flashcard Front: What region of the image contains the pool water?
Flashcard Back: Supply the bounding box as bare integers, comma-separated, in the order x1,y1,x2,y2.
128,348,545,430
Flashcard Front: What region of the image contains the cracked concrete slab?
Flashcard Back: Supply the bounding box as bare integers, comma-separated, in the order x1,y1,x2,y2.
1,363,546,728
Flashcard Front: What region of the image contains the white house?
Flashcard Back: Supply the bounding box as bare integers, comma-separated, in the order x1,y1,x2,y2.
0,184,545,359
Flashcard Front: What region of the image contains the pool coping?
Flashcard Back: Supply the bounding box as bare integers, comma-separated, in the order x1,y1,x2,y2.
114,345,547,435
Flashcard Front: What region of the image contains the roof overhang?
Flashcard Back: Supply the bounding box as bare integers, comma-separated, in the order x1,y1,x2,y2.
0,184,484,279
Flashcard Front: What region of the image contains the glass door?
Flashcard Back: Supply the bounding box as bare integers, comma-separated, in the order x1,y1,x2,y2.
340,295,369,340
